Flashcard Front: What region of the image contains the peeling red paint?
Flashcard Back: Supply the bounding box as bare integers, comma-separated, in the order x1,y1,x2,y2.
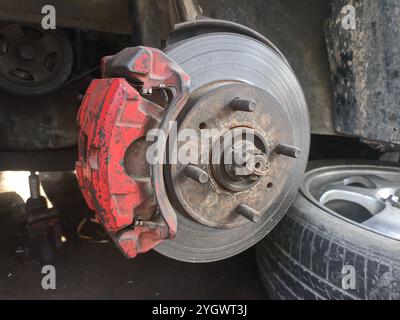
76,47,190,258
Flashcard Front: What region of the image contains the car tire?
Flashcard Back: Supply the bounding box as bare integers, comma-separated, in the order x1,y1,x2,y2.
256,160,400,300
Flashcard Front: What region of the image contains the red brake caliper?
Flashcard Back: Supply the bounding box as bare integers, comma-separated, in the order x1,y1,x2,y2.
75,47,190,258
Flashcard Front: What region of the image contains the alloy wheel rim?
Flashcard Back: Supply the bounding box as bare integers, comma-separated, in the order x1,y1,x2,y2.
301,164,400,240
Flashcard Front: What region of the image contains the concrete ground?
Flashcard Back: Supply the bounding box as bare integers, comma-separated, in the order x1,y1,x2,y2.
0,171,267,300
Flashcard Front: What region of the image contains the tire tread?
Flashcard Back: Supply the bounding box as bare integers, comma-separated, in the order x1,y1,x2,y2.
257,214,400,300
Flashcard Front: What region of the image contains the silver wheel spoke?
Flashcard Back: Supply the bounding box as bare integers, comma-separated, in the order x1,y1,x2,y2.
343,175,377,188
362,206,400,240
356,174,393,189
356,174,399,200
303,166,400,241
320,184,385,215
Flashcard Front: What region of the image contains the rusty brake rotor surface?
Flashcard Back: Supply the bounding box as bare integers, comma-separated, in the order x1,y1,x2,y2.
154,33,310,262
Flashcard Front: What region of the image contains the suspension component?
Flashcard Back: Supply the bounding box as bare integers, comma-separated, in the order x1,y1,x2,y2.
17,172,63,264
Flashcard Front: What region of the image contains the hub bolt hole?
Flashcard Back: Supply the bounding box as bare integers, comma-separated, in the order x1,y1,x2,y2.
199,122,207,130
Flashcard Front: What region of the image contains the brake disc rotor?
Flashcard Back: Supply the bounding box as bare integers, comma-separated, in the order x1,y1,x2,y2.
155,33,310,262
0,22,73,96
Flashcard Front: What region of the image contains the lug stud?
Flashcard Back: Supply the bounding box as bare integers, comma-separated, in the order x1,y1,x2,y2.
275,143,301,159
230,98,256,112
184,164,209,184
236,204,260,223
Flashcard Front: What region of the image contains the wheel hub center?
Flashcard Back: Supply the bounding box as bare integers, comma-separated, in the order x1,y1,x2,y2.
18,43,36,61
212,127,269,192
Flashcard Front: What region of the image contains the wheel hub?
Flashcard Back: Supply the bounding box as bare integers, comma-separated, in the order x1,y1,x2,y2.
76,29,310,262
166,82,295,229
